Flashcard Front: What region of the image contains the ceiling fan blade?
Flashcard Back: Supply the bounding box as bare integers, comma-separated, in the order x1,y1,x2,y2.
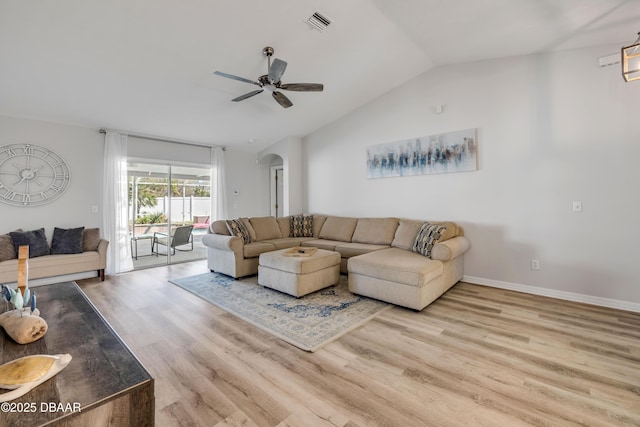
214,71,260,86
279,83,324,92
268,58,287,84
272,91,293,108
232,89,264,102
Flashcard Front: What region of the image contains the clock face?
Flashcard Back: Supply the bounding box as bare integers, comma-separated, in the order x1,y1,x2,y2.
0,143,71,207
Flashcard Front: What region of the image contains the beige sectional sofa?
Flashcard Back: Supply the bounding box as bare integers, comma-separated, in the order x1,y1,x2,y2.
0,228,109,285
203,215,470,310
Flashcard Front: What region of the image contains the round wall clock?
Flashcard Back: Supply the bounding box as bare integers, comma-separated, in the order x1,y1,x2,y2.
0,143,71,207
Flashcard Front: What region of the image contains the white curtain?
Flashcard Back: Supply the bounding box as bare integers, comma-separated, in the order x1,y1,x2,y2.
103,132,133,274
211,147,227,221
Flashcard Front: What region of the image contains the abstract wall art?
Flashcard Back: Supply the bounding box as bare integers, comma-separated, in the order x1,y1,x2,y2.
366,128,477,179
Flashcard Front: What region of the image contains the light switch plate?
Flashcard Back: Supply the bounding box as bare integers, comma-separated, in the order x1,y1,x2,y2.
572,201,582,212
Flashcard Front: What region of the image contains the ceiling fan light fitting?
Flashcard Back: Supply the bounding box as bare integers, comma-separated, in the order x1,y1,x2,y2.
622,32,640,82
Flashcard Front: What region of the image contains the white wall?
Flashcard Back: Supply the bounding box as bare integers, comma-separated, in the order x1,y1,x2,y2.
303,44,640,309
0,116,103,239
0,115,266,238
224,149,269,218
259,136,303,216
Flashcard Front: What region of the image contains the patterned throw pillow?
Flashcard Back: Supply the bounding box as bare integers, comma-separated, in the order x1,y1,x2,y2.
411,223,447,258
225,219,252,243
290,214,314,238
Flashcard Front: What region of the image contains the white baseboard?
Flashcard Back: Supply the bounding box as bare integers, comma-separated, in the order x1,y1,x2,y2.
463,275,640,313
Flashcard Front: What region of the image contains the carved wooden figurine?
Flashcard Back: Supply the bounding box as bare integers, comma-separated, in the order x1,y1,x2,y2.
17,245,28,297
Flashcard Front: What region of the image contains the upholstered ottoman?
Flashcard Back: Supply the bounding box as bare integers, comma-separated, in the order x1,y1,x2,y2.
258,248,340,297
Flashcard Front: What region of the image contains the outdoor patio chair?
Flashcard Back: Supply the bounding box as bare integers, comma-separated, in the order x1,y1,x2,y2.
192,215,210,230
152,225,194,255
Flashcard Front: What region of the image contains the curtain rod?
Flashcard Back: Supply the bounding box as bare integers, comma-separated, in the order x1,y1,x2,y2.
99,129,225,151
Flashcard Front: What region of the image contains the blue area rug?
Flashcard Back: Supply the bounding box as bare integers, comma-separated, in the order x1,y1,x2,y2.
169,272,390,352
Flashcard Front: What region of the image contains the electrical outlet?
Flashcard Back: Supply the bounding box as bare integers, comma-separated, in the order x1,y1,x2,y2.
531,259,540,270
91,205,98,213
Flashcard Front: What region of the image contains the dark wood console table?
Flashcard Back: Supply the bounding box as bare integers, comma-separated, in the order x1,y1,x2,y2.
0,281,154,426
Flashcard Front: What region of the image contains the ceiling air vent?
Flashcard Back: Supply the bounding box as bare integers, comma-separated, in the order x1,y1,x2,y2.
306,11,331,32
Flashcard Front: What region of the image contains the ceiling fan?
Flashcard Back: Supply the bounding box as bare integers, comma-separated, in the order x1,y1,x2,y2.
214,46,324,109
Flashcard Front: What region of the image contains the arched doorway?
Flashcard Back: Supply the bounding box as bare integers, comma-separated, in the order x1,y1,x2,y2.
259,153,284,216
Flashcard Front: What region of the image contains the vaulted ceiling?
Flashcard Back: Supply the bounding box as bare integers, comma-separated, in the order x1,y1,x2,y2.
1,0,638,151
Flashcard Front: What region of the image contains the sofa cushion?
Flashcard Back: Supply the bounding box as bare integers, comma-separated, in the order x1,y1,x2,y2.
290,214,314,238
211,220,231,235
391,219,425,250
348,248,443,287
249,217,282,241
277,217,290,238
411,223,448,258
0,251,102,282
0,234,17,262
318,216,358,242
82,228,101,252
301,239,345,251
225,219,253,243
311,214,327,237
51,226,85,254
352,218,399,245
243,241,277,258
334,242,390,258
9,228,50,258
262,237,312,250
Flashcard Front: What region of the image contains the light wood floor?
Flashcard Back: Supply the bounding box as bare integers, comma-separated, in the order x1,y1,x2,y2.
78,261,640,427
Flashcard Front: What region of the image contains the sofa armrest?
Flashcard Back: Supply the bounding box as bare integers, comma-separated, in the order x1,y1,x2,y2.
97,239,109,269
202,234,243,255
430,236,470,262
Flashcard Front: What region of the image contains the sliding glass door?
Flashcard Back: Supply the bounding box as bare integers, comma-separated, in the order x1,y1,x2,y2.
128,161,210,269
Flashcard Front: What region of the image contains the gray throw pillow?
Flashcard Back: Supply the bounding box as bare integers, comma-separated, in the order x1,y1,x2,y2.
9,228,50,258
51,227,85,254
0,234,17,262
